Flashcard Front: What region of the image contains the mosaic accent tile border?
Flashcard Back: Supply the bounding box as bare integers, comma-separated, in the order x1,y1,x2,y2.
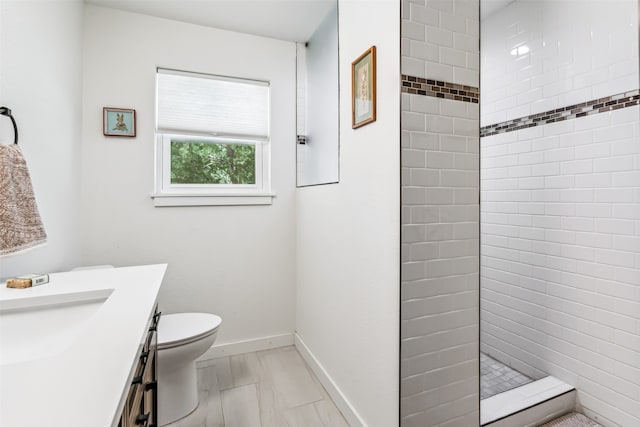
401,74,479,103
481,89,640,137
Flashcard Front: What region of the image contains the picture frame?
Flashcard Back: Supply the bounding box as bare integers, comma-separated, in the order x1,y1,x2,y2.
352,46,377,129
103,107,136,137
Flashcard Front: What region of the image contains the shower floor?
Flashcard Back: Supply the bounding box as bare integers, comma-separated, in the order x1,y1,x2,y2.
480,352,533,399
541,412,604,426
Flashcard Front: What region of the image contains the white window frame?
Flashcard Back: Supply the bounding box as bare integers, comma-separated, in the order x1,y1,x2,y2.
151,69,274,207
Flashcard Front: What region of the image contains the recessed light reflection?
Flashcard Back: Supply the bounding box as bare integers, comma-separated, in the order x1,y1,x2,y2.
510,45,530,56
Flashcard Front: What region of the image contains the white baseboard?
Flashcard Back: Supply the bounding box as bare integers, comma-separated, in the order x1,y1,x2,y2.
295,333,367,427
198,333,294,361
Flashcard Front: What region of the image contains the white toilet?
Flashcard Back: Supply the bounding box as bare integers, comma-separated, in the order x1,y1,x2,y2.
157,312,222,426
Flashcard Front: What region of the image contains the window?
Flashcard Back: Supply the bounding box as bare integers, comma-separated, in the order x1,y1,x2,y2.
153,68,272,206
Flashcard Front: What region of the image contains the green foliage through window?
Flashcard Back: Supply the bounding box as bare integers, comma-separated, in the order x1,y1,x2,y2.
170,140,256,185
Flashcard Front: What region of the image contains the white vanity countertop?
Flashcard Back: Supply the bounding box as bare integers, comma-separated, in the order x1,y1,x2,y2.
0,264,167,427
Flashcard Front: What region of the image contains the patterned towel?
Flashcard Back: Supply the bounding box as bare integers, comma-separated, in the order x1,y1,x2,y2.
541,412,603,427
0,144,47,256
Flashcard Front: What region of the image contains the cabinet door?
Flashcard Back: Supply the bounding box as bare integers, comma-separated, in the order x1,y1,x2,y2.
147,309,160,426
119,307,160,427
143,348,157,427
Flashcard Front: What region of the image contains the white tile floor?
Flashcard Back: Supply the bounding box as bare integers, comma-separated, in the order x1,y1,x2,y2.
164,346,349,427
167,347,585,427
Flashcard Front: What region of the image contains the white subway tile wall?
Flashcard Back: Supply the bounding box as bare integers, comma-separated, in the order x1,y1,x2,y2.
481,1,640,426
481,0,639,127
481,106,640,427
401,1,480,425
402,0,480,87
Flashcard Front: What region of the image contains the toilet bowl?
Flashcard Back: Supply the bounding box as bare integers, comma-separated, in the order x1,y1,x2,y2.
157,312,222,426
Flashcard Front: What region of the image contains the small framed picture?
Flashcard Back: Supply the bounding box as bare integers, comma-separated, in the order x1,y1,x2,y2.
352,46,377,129
103,107,136,137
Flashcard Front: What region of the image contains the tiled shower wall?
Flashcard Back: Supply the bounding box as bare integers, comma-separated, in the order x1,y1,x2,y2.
400,1,480,426
481,0,638,127
480,1,640,426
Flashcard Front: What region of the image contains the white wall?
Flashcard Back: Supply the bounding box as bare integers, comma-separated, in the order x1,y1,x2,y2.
400,1,480,426
81,5,297,346
295,0,400,426
481,1,640,426
0,0,83,279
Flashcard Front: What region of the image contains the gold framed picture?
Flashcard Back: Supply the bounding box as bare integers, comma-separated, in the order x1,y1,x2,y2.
352,46,377,129
103,107,136,137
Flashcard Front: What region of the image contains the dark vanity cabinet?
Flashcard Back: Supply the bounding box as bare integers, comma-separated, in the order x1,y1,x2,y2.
119,308,160,427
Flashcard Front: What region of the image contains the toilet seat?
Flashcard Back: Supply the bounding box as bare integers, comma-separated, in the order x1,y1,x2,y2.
158,313,222,350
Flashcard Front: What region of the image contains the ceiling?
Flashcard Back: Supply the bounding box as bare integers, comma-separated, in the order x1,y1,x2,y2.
85,0,336,42
86,0,514,42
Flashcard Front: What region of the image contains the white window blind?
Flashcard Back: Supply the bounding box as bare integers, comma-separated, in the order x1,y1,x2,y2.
157,68,270,141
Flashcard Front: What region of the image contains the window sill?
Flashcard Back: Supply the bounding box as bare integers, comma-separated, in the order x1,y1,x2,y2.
150,193,275,207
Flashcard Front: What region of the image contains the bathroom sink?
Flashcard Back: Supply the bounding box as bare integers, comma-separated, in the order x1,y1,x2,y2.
0,288,114,365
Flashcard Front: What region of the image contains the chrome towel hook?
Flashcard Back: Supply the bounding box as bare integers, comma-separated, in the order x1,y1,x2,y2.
0,106,18,144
